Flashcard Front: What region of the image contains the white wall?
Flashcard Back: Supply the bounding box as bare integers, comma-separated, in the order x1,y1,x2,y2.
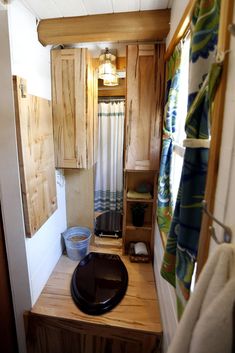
0,10,31,353
166,0,189,47
8,0,67,306
25,170,66,305
154,1,190,352
8,0,51,100
209,3,235,252
0,0,5,10
0,1,67,352
154,225,177,352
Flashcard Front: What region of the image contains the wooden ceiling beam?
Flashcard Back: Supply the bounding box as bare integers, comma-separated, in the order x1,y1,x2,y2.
37,10,171,46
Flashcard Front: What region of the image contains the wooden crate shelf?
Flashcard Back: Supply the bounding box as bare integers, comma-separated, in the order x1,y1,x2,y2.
122,170,158,257
126,224,152,231
122,44,164,257
126,198,154,203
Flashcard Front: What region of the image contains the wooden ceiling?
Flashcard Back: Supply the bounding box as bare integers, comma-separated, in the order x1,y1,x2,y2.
21,0,172,18
20,0,171,46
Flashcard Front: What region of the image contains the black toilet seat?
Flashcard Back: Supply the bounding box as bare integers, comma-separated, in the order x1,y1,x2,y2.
71,252,128,315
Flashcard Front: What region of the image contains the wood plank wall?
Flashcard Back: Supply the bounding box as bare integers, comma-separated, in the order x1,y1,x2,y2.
64,169,94,230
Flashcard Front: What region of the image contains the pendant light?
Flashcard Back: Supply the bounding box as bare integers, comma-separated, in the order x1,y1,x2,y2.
98,48,117,81
103,74,119,86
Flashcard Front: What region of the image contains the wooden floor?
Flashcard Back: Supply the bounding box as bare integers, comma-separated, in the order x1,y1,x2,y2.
26,243,162,353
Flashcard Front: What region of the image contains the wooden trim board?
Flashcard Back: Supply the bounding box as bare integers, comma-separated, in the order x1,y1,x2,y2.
165,0,197,61
0,206,18,353
98,82,126,97
196,0,235,278
38,10,170,46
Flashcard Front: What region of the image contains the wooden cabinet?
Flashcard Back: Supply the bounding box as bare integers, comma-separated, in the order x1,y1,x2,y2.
125,44,165,171
25,314,161,353
13,76,57,237
123,44,165,255
25,251,162,353
122,170,157,256
51,48,97,169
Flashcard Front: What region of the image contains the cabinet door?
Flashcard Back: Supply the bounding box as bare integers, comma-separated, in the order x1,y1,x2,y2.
125,44,165,170
13,76,57,237
52,48,87,168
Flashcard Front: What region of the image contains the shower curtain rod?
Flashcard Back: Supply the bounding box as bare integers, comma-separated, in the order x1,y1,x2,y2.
98,96,125,103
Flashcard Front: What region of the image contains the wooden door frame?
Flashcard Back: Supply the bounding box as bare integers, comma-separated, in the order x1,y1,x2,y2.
0,204,18,353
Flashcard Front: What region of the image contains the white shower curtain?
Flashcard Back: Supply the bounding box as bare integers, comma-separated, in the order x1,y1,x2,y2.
94,101,125,212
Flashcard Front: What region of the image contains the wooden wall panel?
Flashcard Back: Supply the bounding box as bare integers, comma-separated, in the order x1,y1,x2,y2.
13,76,57,237
64,169,94,230
98,78,126,97
25,314,161,353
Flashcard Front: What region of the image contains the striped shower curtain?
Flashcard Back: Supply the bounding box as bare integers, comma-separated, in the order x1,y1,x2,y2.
94,101,125,212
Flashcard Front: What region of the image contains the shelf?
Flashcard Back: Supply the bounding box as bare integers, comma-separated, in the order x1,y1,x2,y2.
123,167,158,257
124,169,157,173
126,198,154,203
126,224,152,231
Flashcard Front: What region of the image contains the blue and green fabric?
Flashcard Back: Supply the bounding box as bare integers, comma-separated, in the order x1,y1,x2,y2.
161,0,221,318
157,44,182,235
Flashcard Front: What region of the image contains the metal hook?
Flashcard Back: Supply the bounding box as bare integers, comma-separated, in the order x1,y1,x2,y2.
202,200,232,244
228,24,235,36
215,49,231,64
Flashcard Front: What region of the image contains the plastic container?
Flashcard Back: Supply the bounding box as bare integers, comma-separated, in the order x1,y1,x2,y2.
62,227,92,261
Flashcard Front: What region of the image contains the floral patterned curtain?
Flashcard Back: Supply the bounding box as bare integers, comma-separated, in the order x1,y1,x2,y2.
161,0,221,319
157,44,182,234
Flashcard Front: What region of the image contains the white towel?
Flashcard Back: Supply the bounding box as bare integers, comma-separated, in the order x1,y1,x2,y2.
167,244,235,353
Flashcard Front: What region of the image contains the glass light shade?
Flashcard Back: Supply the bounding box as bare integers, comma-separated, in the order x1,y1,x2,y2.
103,74,119,86
98,48,116,80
